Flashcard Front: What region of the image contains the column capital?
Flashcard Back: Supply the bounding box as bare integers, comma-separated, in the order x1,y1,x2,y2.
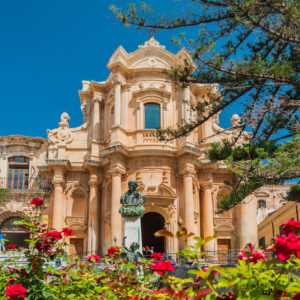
201,182,213,190
52,178,64,186
93,92,104,103
110,165,126,176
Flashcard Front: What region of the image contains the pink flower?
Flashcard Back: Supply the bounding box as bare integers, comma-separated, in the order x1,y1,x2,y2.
5,283,27,300
43,230,62,240
282,219,300,235
7,244,17,250
238,243,266,264
30,198,43,206
151,252,163,261
62,228,73,236
149,260,175,275
87,254,100,263
268,233,300,261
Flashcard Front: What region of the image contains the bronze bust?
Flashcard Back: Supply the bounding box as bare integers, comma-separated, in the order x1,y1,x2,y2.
119,179,146,217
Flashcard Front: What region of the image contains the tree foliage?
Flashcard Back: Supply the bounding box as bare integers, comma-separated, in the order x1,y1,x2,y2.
110,0,299,209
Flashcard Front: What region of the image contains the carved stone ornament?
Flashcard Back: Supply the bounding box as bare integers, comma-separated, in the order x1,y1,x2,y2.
47,112,74,146
80,102,91,123
138,36,166,49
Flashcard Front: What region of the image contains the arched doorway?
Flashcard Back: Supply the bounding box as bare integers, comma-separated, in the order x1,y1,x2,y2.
141,212,165,253
0,217,29,248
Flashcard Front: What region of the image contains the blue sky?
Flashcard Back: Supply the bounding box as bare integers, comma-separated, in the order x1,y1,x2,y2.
0,0,236,138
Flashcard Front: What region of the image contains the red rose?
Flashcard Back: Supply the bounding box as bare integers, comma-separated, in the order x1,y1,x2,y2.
30,198,43,206
5,283,27,300
282,219,300,235
149,260,175,276
268,233,300,261
43,230,62,240
151,252,163,261
87,254,100,263
238,243,266,264
107,246,120,257
7,244,17,250
144,245,149,251
62,227,73,236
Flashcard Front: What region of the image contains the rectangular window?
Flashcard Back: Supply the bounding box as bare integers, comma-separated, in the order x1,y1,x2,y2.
279,225,283,235
259,237,266,249
145,103,160,129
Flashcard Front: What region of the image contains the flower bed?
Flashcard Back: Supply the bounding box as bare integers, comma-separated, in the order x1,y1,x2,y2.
1,198,299,299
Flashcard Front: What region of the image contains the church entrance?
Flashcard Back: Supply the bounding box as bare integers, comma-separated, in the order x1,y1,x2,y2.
141,212,165,253
0,217,29,248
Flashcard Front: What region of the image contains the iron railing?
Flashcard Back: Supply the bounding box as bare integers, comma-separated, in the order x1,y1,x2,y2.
0,177,52,192
68,249,253,266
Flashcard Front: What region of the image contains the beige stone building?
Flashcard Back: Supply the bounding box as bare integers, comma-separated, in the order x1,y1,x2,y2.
258,201,300,249
0,38,292,256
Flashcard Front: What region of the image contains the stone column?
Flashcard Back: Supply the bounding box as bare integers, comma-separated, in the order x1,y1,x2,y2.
93,98,101,141
238,199,258,248
184,87,190,123
114,81,121,126
111,168,123,245
201,184,215,252
88,169,99,253
183,169,195,238
52,168,64,231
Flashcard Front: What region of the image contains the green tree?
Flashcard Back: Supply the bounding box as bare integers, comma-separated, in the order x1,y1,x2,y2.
110,0,299,209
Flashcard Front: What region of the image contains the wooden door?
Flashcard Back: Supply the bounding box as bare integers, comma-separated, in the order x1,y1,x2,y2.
217,239,231,263
70,238,84,257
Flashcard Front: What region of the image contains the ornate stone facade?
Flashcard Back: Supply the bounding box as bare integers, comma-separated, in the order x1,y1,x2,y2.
0,38,292,256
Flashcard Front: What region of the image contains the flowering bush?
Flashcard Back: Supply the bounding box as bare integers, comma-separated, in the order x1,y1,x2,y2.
1,197,300,299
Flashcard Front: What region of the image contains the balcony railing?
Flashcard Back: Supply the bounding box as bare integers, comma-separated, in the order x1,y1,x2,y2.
0,177,52,192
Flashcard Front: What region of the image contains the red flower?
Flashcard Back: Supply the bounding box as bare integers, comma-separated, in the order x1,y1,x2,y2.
128,297,139,300
7,244,17,250
87,254,100,263
144,245,149,251
293,292,300,300
151,252,163,261
35,241,52,252
5,283,27,300
149,260,175,275
62,228,73,236
238,243,266,264
282,219,300,235
43,230,62,241
268,233,300,261
30,198,43,206
106,246,120,257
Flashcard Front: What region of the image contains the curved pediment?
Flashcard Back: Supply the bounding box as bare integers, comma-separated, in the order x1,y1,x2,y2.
131,56,170,69
107,37,194,74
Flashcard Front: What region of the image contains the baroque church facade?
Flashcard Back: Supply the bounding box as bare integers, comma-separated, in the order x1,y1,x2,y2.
0,38,290,256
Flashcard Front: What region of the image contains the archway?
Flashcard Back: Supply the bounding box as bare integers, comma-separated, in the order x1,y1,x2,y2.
141,212,165,253
0,216,29,248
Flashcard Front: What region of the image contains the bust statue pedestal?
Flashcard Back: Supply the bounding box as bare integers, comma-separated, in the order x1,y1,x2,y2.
119,179,146,253
123,216,142,253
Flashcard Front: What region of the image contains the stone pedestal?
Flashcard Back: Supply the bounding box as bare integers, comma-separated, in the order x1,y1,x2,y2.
123,216,142,253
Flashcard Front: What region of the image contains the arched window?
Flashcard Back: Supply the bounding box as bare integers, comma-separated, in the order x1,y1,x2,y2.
257,200,266,209
144,103,160,129
8,156,29,189
0,217,29,248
